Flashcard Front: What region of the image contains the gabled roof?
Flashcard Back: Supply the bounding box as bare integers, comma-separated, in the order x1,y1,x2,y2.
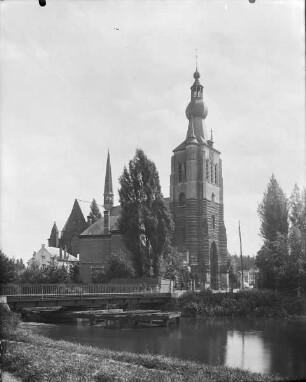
80,215,119,236
76,199,104,220
110,205,121,217
62,199,104,232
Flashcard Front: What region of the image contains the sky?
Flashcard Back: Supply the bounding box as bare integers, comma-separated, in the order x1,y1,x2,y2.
0,0,305,263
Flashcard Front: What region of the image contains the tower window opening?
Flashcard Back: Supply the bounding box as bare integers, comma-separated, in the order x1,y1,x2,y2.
215,164,218,185
210,163,214,183
178,162,186,183
206,160,209,180
178,163,183,183
212,193,215,203
178,192,186,206
212,215,215,229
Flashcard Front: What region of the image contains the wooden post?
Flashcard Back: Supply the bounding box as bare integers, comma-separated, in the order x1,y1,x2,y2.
239,221,244,290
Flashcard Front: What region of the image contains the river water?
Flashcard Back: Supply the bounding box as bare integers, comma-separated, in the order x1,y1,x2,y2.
22,317,306,380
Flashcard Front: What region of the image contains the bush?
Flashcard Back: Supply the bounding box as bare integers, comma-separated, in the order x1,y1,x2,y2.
0,307,20,339
177,289,294,318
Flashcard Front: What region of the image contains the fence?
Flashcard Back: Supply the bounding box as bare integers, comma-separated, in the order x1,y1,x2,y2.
0,283,170,299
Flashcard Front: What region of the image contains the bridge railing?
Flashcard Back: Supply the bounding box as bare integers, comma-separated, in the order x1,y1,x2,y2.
0,283,169,298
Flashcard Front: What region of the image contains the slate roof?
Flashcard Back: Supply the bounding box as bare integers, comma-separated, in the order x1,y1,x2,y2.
80,215,119,236
35,245,78,262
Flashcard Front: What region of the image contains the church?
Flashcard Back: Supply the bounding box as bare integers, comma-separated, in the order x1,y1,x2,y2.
47,68,229,290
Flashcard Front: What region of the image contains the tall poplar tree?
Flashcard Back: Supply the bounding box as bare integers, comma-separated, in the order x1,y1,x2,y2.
288,184,306,291
118,149,173,277
256,175,289,290
89,198,102,223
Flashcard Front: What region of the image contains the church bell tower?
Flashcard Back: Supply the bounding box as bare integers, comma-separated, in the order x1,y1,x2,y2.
170,68,228,290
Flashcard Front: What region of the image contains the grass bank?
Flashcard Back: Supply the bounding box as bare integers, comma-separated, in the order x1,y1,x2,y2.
169,289,306,318
1,310,279,382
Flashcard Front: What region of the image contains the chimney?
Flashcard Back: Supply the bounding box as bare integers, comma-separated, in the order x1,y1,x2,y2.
42,244,45,249
104,210,110,234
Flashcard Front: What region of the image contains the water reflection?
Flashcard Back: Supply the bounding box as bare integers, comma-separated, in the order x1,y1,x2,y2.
225,330,271,374
21,317,306,380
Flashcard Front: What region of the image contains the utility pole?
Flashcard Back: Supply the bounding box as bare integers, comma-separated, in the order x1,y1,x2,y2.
239,220,244,290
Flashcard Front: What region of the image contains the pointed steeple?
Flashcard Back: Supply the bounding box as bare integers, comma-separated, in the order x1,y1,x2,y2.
48,222,59,248
207,128,214,147
104,150,114,211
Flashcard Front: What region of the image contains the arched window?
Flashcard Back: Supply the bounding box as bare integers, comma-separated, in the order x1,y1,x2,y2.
211,193,215,203
212,215,215,229
215,164,218,185
178,163,186,183
178,192,186,206
210,163,214,183
178,163,183,183
206,160,209,180
210,242,219,290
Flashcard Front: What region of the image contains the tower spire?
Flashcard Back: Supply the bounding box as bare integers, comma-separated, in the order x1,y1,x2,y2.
104,150,114,211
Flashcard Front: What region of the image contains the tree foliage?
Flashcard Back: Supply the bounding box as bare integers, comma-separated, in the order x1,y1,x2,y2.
0,251,25,284
256,176,306,292
258,174,289,242
89,198,102,223
118,149,173,277
256,175,289,290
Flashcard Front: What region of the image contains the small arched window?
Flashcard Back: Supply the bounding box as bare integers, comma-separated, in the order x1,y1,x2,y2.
178,163,183,183
178,192,186,206
212,215,215,229
178,163,186,183
215,164,218,185
210,163,214,183
206,160,209,180
211,193,215,203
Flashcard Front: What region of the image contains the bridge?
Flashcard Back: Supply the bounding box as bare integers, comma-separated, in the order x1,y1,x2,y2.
0,283,175,310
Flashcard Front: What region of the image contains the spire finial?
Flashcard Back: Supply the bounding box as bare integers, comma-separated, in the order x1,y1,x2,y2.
104,150,114,211
195,48,198,71
210,128,214,142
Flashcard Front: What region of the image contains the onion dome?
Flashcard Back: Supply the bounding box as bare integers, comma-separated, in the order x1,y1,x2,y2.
185,68,208,120
186,99,208,120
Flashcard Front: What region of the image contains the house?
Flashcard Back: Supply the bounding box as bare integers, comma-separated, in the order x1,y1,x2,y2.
28,244,78,270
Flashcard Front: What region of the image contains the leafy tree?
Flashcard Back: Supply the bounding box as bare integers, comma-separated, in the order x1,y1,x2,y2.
0,251,18,284
161,246,192,289
69,263,81,283
118,149,173,277
103,249,136,282
256,175,289,290
258,174,289,242
287,185,306,292
89,198,102,223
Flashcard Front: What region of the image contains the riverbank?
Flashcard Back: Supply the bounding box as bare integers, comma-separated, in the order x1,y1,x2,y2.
170,289,306,318
1,311,280,382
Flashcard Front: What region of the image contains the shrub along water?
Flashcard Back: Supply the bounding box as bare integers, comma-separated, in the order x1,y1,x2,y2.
176,289,305,318
1,308,280,382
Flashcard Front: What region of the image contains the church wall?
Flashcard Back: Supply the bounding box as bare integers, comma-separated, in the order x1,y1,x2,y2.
79,233,132,283
79,236,111,283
